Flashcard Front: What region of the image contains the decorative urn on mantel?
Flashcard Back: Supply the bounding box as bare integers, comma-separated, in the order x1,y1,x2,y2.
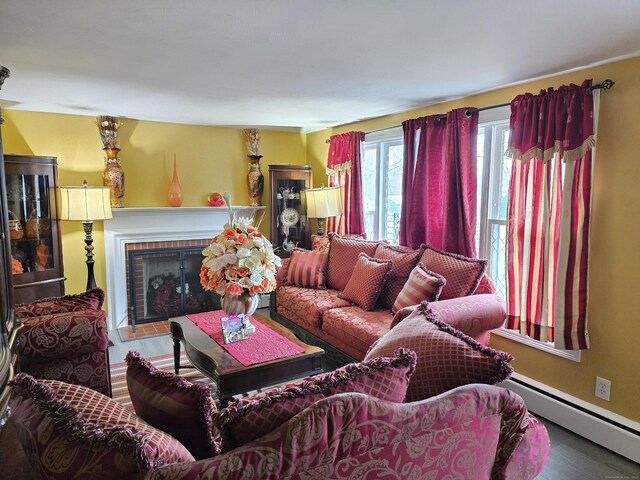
245,128,264,206
96,115,125,208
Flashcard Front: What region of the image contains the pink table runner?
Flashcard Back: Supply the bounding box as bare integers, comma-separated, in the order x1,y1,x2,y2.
186,310,305,366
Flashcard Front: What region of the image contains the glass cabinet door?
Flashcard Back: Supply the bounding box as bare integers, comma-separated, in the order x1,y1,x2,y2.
6,172,55,275
275,177,307,253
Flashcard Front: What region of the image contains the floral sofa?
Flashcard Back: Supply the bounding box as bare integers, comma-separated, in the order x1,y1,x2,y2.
272,233,507,363
15,288,112,396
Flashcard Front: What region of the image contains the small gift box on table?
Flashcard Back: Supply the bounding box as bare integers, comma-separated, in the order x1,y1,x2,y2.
221,314,251,344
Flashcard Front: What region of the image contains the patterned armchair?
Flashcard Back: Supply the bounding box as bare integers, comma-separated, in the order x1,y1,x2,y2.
15,289,112,396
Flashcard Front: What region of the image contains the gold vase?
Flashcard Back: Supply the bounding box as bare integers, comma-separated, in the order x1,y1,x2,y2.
247,155,264,206
103,148,125,208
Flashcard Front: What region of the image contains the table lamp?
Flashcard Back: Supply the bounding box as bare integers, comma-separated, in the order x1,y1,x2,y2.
305,186,342,236
59,181,112,290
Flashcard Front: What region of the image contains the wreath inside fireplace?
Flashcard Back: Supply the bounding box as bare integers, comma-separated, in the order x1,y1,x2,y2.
147,272,218,317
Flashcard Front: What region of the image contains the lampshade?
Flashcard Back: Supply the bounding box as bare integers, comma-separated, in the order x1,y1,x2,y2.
59,182,113,221
305,186,343,219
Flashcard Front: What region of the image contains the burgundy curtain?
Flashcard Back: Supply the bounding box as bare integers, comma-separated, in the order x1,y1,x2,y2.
326,131,365,235
506,80,597,350
400,108,478,256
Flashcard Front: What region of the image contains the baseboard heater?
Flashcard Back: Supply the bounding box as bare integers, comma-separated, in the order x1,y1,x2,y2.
500,373,640,464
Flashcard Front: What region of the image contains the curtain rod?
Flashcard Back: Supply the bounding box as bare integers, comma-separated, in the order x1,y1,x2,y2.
325,79,615,143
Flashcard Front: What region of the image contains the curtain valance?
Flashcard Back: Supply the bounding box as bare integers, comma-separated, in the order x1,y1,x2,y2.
506,79,596,163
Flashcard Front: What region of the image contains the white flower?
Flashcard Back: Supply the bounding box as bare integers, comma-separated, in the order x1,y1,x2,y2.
249,272,263,286
206,253,238,272
235,216,254,229
236,247,251,258
240,256,261,271
262,269,275,280
203,242,225,258
251,236,265,248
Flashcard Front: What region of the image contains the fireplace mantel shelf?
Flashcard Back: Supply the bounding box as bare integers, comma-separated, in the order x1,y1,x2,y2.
110,206,266,216
104,205,267,330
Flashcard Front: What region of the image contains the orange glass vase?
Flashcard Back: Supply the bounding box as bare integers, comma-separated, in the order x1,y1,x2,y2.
168,155,183,207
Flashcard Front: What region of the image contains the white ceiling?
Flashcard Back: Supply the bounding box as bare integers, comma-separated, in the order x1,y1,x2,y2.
1,0,639,133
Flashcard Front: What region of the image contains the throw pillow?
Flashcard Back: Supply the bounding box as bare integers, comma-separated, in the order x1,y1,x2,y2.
374,243,422,309
311,234,330,253
419,246,487,300
125,351,219,460
15,288,105,318
9,374,194,479
339,253,392,310
326,233,381,290
475,274,497,295
365,305,513,402
392,263,446,313
214,348,416,451
284,248,328,289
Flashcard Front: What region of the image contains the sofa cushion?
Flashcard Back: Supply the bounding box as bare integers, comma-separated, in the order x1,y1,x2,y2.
213,348,416,451
19,309,109,359
374,244,422,309
339,253,392,310
365,304,513,402
20,350,111,396
15,288,105,318
392,263,446,313
125,351,219,460
9,374,194,479
420,246,487,300
326,233,380,290
276,286,350,329
322,306,395,356
285,248,328,289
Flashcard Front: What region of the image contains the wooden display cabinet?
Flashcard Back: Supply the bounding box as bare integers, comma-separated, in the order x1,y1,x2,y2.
4,155,65,304
268,164,313,257
0,66,20,432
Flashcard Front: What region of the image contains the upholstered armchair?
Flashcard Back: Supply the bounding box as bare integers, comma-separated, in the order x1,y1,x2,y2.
15,288,112,396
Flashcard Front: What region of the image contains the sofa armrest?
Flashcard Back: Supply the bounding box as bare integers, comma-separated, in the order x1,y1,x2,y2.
19,309,109,360
391,294,506,345
144,385,548,480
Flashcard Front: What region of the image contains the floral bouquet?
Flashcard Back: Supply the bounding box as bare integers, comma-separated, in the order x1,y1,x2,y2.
200,193,281,298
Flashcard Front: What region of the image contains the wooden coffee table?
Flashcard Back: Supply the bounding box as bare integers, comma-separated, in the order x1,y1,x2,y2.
170,312,324,405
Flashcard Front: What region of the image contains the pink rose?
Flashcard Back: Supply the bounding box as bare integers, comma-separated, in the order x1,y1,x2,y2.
225,281,244,297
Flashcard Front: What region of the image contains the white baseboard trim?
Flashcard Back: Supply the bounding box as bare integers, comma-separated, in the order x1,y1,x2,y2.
500,373,640,464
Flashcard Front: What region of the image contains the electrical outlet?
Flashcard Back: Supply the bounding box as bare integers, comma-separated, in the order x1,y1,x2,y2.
595,376,611,401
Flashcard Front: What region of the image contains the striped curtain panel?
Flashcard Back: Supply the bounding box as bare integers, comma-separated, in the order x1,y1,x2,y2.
326,131,365,235
506,80,598,350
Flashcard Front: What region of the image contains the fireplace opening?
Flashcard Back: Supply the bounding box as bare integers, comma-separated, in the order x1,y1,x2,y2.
128,246,220,330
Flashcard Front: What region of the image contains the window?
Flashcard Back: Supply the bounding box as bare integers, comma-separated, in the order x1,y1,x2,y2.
476,120,511,299
362,128,404,243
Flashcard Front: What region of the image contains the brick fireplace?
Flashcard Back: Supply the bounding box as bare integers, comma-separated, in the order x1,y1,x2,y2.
103,206,265,330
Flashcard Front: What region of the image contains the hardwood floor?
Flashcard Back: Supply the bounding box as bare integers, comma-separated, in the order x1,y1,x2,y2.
109,307,639,478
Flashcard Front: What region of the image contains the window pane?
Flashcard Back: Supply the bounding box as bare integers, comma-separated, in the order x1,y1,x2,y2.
362,146,378,240
385,143,403,244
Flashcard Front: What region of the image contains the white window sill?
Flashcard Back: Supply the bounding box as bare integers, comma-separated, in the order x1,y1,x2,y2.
491,327,581,362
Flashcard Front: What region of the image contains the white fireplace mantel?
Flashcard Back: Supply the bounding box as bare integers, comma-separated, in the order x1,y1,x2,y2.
103,206,266,330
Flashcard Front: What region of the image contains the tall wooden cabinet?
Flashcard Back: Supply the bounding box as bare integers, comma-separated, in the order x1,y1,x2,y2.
268,164,313,257
4,155,65,304
0,65,20,431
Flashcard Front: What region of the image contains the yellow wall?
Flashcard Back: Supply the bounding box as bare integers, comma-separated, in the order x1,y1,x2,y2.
308,57,640,422
3,111,306,296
